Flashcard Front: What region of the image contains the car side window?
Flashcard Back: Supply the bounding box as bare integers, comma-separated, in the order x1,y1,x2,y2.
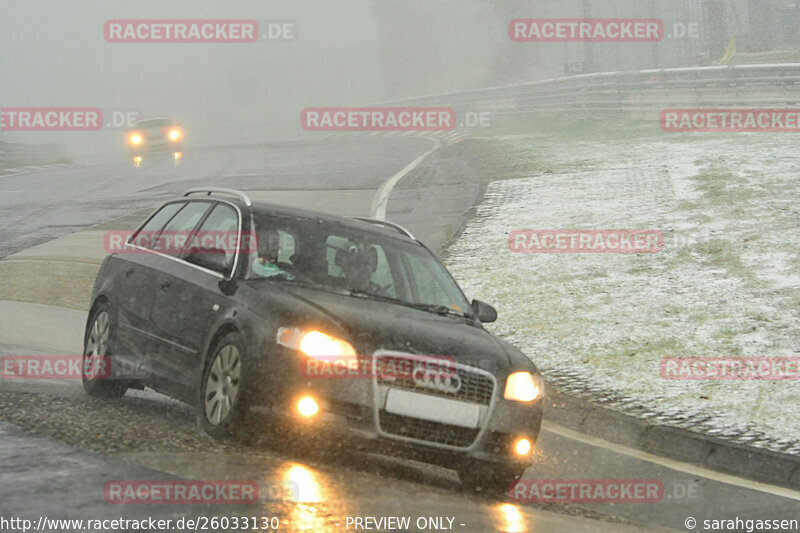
128,202,184,249
151,201,212,256
185,203,239,272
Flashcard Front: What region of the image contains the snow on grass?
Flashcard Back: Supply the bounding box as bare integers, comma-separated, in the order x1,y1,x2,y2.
446,133,800,451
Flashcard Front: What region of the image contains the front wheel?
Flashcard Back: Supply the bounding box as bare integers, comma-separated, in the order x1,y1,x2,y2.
82,303,127,398
200,332,253,440
457,461,526,495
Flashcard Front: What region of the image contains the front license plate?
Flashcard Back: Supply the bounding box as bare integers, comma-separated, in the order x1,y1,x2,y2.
384,389,481,428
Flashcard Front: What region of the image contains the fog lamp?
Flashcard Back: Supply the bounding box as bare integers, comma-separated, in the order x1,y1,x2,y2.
513,437,532,457
296,396,319,418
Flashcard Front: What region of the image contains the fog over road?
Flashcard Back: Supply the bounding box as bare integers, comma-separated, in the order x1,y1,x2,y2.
1,137,798,532
3,0,800,530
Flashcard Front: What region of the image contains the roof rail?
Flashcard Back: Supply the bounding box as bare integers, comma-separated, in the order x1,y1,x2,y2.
351,217,416,240
182,188,252,206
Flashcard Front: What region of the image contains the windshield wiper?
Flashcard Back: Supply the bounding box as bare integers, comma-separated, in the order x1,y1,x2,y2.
404,301,472,318
346,288,403,304
347,289,472,318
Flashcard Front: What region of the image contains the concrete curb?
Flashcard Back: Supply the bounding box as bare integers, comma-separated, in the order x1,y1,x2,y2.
543,386,800,490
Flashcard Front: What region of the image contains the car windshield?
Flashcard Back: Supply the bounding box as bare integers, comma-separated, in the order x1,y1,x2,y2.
248,213,473,316
135,118,172,128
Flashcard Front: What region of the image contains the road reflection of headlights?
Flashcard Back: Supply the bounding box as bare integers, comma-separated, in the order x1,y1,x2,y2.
282,465,322,503
504,372,542,402
277,327,356,360
496,504,525,533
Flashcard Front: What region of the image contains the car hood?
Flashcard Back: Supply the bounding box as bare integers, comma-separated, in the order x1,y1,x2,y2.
245,282,524,374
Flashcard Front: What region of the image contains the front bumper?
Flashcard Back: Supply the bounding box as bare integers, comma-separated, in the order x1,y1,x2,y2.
259,349,543,468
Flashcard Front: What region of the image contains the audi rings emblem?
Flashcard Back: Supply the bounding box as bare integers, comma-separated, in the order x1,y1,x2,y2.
412,365,462,393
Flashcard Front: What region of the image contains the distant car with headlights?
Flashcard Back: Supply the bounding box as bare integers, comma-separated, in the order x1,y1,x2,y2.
125,116,182,167
81,188,544,492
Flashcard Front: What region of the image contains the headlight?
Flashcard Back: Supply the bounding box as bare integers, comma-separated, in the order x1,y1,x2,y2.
504,371,542,402
128,133,142,145
168,128,182,141
276,327,356,360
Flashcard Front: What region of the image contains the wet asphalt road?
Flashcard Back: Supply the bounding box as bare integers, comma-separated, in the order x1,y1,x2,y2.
1,138,799,532
0,137,431,259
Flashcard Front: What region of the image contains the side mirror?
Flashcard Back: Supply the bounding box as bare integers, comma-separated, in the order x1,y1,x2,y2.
471,299,497,323
219,277,238,296
184,246,231,275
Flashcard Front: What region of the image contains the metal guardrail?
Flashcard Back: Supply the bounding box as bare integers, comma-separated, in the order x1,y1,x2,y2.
200,64,800,143
372,63,800,119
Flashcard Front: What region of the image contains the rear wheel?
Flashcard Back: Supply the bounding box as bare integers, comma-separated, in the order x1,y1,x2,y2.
457,461,526,495
82,303,127,398
200,332,254,440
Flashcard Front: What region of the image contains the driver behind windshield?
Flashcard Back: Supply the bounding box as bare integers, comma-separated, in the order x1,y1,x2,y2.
335,242,380,293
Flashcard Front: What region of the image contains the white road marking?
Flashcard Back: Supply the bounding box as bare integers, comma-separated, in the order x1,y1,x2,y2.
371,137,441,220
542,420,800,501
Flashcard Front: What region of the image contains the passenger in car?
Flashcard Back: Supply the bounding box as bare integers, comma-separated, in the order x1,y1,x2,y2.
252,229,292,279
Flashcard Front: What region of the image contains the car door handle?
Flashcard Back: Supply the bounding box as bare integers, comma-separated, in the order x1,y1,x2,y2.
159,279,171,291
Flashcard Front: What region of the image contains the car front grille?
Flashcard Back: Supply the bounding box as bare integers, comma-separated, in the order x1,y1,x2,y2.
375,355,495,406
378,411,479,448
374,352,496,449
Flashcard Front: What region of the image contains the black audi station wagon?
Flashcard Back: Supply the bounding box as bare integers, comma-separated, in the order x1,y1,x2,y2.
82,188,544,491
